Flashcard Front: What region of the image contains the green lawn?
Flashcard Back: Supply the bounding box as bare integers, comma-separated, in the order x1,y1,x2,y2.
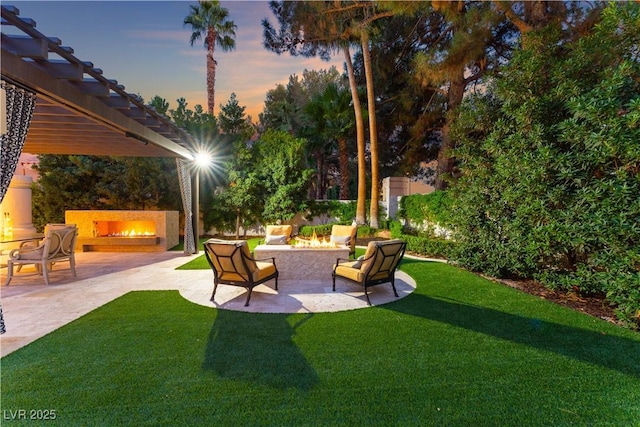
1,259,639,426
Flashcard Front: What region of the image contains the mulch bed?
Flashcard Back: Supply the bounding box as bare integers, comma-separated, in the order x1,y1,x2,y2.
488,276,620,325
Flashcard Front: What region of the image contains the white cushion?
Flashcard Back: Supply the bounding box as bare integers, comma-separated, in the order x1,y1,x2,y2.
330,235,351,245
265,235,287,245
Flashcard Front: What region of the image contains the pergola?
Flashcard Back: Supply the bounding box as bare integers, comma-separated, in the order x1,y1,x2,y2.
1,5,200,253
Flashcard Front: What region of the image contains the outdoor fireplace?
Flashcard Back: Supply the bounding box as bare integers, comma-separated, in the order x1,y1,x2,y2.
66,210,179,252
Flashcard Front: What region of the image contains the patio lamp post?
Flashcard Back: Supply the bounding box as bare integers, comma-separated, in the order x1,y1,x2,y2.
192,151,213,254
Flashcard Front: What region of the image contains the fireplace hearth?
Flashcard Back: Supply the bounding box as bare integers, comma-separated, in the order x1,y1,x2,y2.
65,210,179,252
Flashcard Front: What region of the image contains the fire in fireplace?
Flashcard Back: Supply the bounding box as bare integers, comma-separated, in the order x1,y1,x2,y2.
94,220,156,237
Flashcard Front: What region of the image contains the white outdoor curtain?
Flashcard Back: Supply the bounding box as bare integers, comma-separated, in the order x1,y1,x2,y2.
0,79,37,335
1,80,37,203
176,158,196,254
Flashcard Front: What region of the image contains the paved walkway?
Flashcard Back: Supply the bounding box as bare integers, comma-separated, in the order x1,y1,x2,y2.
0,250,416,357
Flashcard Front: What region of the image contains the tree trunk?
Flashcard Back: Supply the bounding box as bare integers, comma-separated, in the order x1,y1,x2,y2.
338,137,350,200
434,68,466,191
316,152,324,199
206,28,217,115
235,208,241,239
362,31,379,229
344,46,367,224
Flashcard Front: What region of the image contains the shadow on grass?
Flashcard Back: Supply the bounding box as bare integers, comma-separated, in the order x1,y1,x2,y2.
202,309,319,391
386,291,640,378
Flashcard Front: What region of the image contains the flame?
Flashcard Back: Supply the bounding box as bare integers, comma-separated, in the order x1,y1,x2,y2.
293,230,338,248
108,229,155,237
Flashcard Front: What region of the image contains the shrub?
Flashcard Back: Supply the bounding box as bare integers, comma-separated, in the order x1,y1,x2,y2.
398,191,453,226
298,224,334,237
447,3,640,328
389,220,453,259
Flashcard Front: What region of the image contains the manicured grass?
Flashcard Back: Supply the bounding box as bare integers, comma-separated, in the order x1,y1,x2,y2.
2,260,639,426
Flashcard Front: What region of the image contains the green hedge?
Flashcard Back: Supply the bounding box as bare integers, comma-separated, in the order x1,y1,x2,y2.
298,223,379,239
398,191,453,227
389,220,453,259
447,5,640,329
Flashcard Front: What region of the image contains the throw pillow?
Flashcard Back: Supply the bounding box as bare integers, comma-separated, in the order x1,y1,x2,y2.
352,255,365,269
266,235,287,245
330,235,351,245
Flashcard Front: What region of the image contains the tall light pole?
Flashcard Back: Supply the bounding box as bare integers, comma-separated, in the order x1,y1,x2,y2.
191,151,213,254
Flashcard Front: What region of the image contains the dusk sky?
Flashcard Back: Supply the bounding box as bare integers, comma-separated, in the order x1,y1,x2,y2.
7,1,344,119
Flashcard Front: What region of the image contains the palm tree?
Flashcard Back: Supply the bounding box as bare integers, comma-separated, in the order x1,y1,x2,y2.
304,82,355,200
262,0,369,223
184,0,236,115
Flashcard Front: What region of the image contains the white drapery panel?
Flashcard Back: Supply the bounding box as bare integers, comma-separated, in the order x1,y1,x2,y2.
176,158,196,254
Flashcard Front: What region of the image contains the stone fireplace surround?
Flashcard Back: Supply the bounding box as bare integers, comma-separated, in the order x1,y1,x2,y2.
65,210,179,252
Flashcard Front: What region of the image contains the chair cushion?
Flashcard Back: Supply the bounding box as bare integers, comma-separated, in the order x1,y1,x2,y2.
253,262,277,281
266,225,292,237
265,235,288,245
359,242,378,272
331,225,356,238
334,263,364,282
330,235,351,245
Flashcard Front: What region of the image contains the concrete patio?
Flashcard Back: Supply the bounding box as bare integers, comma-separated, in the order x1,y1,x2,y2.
0,250,416,357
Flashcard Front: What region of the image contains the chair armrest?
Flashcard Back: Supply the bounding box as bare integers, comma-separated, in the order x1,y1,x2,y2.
9,239,44,256
252,256,276,264
9,243,45,259
19,238,42,250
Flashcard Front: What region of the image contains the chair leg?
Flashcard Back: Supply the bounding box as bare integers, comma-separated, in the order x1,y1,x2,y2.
244,287,253,306
42,262,50,285
332,275,336,291
4,261,14,286
364,286,372,306
391,278,399,298
210,282,219,301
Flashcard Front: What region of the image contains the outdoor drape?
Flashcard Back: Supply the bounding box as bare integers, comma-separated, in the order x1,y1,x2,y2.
0,79,38,334
176,158,196,254
1,80,36,202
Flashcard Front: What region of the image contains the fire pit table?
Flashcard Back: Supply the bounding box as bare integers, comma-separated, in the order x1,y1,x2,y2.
253,244,349,281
